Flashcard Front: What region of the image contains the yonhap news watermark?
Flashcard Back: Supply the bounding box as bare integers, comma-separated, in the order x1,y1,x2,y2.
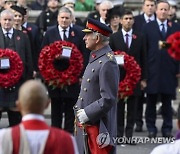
96,133,175,147
112,136,175,144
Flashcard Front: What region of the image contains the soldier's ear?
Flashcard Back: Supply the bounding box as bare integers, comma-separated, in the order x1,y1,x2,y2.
96,34,100,43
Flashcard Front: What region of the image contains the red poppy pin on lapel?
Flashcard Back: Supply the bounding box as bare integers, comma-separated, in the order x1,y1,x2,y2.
132,34,137,39
168,21,172,27
71,31,75,37
16,36,20,40
27,27,32,31
92,54,96,58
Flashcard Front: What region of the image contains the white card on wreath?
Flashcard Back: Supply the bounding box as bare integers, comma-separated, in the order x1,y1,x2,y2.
115,55,124,65
0,58,10,69
62,46,72,58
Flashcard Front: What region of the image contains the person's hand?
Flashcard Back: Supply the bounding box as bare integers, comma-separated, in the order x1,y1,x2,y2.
33,71,37,78
140,80,147,90
77,109,89,124
176,73,180,78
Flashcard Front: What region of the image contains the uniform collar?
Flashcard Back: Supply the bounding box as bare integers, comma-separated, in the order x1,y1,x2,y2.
89,45,112,63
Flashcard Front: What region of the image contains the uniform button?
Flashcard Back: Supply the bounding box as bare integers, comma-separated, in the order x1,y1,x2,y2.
84,88,87,92
99,60,102,64
87,78,90,82
78,96,80,99
80,98,83,101
92,69,95,72
46,12,50,16
13,86,15,89
46,19,50,23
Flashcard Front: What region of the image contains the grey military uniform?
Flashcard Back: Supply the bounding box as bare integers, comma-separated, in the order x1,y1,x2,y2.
75,45,120,154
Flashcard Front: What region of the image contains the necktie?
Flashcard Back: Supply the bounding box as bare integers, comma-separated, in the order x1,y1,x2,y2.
5,32,10,46
147,18,151,23
125,33,129,48
161,24,166,38
63,29,68,41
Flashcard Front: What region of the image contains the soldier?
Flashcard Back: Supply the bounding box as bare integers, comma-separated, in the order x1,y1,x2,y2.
35,0,59,42
74,18,120,154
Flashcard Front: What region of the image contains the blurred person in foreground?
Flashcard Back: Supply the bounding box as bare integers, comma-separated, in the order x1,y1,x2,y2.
74,18,119,154
0,80,79,154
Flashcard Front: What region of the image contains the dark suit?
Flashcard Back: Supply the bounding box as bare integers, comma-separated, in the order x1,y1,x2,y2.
0,28,33,126
133,13,156,32
133,13,156,130
41,25,89,133
24,22,41,71
109,30,147,137
143,20,180,135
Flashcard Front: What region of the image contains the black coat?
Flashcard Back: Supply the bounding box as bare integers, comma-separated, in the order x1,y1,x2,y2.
142,20,180,95
0,28,33,107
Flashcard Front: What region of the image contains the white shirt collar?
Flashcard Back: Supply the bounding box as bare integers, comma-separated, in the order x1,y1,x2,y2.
156,18,167,27
58,25,70,32
23,22,27,28
122,28,133,36
144,13,155,22
2,28,13,35
22,114,45,122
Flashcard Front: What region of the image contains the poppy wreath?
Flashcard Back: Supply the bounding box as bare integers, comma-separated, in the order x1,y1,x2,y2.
0,49,24,88
114,50,141,100
167,31,180,60
38,40,84,89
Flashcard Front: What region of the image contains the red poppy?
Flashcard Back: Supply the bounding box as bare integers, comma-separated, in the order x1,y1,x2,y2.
132,34,137,39
16,36,20,40
71,31,75,37
167,32,180,60
38,41,84,89
114,51,141,100
0,49,24,88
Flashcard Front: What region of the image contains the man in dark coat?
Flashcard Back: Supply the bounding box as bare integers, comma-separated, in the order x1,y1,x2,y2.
109,10,147,144
134,0,156,32
133,0,156,132
0,9,33,126
143,0,180,138
75,18,119,154
41,7,89,134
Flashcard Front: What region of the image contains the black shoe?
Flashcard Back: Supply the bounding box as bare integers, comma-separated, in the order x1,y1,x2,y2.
148,132,156,138
124,137,137,145
162,132,173,138
135,126,143,132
